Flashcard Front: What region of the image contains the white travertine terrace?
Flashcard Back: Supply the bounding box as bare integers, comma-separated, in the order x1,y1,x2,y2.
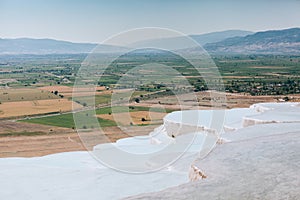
0,102,299,200
163,102,300,136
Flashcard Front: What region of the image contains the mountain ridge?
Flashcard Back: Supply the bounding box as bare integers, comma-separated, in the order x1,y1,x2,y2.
1,28,300,55
0,38,97,54
0,30,253,55
204,27,300,54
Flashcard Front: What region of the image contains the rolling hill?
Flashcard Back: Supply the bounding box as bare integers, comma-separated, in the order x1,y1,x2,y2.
190,30,253,45
1,28,300,55
130,30,253,49
0,38,97,54
0,30,253,55
204,28,300,54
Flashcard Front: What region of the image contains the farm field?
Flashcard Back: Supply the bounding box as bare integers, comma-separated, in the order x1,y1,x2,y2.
38,85,107,97
0,88,58,102
98,111,167,126
21,106,175,128
0,124,157,157
0,99,82,118
21,111,117,128
2,91,300,158
1,53,300,158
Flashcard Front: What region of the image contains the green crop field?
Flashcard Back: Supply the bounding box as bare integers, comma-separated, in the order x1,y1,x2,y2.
20,106,175,128
21,111,117,129
95,106,175,114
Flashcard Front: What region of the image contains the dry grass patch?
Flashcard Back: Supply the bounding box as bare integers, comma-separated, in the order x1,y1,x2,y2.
0,88,58,102
39,86,107,97
0,99,82,118
98,111,167,126
39,85,73,93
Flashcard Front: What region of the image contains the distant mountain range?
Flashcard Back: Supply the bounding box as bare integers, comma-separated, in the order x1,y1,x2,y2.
0,30,252,55
191,30,253,45
130,30,253,49
1,28,300,55
0,38,96,54
204,28,300,54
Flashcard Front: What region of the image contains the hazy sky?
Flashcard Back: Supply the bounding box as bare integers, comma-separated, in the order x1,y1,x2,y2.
0,0,300,43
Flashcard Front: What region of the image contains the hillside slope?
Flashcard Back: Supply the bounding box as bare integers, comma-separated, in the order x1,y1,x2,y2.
204,28,300,54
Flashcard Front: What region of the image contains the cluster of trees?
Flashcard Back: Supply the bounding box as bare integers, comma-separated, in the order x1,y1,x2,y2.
226,79,300,95
51,90,64,98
